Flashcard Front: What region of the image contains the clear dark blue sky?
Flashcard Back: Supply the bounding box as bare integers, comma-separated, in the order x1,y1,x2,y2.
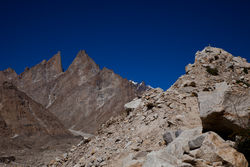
1,0,250,90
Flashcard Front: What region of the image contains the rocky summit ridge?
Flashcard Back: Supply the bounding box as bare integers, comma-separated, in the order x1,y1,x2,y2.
49,46,249,167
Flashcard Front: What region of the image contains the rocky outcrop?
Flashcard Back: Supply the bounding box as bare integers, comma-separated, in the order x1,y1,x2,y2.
170,46,250,137
143,130,248,167
198,82,250,137
16,52,63,107
190,132,248,167
49,46,249,167
48,87,203,167
124,98,142,111
143,128,203,167
0,50,149,134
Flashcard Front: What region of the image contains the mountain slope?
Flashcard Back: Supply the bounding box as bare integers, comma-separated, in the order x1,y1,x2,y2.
0,81,79,166
0,81,70,137
49,46,249,167
0,51,150,134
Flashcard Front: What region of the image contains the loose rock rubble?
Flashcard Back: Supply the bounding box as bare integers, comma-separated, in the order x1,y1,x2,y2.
49,46,249,167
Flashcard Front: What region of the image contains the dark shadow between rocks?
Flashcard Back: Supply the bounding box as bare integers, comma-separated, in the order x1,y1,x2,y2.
201,111,250,163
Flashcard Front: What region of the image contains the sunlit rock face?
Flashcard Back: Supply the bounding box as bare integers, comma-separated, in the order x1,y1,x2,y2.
0,50,150,134
170,46,250,136
49,47,249,167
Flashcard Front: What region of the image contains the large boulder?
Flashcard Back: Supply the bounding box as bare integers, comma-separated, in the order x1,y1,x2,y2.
142,129,248,167
143,128,202,167
198,82,250,137
124,98,142,111
188,132,248,167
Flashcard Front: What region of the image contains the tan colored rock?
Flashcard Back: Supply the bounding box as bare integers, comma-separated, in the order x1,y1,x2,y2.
142,130,248,167
143,128,202,167
44,46,249,166
124,98,142,111
194,132,248,167
0,51,148,134
198,82,250,135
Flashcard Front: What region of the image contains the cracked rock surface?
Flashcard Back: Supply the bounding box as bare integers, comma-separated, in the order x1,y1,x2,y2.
49,47,249,167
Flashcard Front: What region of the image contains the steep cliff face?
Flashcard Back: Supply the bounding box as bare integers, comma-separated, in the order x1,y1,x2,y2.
0,50,149,134
48,67,138,133
0,81,79,166
16,52,63,107
49,47,249,167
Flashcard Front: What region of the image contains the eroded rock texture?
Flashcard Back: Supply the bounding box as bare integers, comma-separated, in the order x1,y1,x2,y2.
49,47,249,167
0,81,70,137
0,81,79,166
0,51,149,134
0,50,150,166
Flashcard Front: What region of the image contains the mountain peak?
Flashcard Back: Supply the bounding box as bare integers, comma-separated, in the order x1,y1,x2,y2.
77,50,87,56
46,51,63,73
67,50,100,75
73,50,89,63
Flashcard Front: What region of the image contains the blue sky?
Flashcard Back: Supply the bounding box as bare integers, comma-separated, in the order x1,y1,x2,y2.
0,0,250,90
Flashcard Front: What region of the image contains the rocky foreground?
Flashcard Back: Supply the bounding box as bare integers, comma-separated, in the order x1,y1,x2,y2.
49,47,249,167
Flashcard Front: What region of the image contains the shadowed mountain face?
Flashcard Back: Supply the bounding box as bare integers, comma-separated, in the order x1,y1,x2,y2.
0,51,149,134
0,81,79,166
0,81,70,138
